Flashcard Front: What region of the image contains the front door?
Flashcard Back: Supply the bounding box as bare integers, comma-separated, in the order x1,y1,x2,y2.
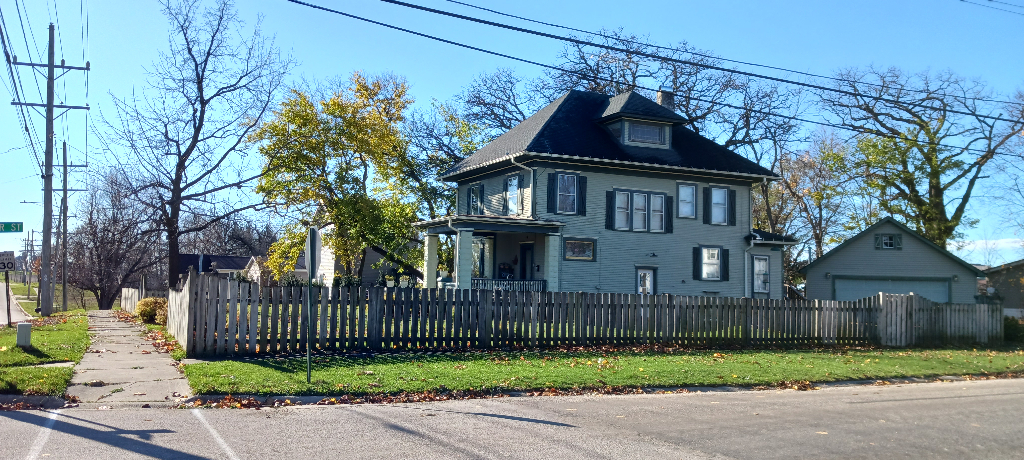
519,244,534,280
637,268,655,295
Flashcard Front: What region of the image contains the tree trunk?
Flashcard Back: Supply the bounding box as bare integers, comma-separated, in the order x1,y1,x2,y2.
166,222,180,288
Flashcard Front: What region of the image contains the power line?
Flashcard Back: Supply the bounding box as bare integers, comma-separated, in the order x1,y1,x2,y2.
960,0,1024,15
382,0,1024,123
444,0,1024,107
283,0,1002,156
984,0,1024,9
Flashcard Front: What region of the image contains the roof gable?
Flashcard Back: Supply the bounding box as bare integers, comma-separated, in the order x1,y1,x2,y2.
443,90,776,180
799,217,984,276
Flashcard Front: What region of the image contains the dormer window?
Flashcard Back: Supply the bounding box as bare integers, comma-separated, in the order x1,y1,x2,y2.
629,121,666,145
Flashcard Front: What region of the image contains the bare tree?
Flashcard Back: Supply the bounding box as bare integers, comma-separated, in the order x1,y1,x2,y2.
103,0,292,286
67,172,164,310
781,131,855,258
819,68,1024,247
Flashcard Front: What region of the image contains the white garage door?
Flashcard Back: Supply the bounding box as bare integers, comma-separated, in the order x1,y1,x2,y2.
834,278,949,302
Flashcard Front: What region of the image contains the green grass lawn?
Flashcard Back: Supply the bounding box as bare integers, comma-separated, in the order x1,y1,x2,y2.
0,310,90,395
8,282,115,314
182,346,1024,396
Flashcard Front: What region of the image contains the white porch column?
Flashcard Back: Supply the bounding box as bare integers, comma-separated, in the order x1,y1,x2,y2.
544,233,561,292
423,233,439,288
455,229,474,290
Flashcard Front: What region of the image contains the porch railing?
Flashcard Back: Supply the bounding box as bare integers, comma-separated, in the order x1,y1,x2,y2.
471,278,547,291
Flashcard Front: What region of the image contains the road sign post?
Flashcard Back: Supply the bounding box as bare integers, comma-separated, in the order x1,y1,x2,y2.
303,227,318,384
1,251,14,327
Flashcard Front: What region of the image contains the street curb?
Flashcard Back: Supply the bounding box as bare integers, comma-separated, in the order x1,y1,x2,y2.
0,394,68,409
179,376,997,408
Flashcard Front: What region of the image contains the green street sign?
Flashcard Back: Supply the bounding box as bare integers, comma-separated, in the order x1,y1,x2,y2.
0,222,23,233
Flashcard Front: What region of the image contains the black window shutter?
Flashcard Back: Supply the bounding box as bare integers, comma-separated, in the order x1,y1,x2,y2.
605,191,615,230
466,187,473,215
479,184,485,214
693,247,702,280
547,173,557,214
702,187,711,224
665,195,673,233
895,234,903,250
874,234,881,249
502,178,509,215
728,190,737,226
577,175,587,216
516,174,524,214
722,248,730,281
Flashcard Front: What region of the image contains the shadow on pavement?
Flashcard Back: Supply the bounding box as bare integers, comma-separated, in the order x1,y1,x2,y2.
0,410,212,459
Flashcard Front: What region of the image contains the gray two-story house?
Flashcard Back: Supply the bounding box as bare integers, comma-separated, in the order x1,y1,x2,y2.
415,89,795,298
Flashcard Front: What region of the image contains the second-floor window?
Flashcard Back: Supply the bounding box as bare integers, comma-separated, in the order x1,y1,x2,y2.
505,175,521,216
557,174,577,214
608,189,669,233
678,183,696,218
467,184,484,215
711,187,728,225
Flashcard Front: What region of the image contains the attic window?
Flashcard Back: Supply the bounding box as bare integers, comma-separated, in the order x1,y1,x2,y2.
629,121,665,145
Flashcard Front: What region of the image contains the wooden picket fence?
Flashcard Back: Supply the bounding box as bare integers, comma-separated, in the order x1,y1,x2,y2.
164,272,1004,357
120,286,169,314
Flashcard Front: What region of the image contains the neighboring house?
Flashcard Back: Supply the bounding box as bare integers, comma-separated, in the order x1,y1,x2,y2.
414,89,796,298
240,226,392,287
176,254,252,279
801,217,984,303
984,260,1024,317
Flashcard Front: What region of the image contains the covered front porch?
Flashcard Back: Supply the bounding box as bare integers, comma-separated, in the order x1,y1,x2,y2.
415,216,566,292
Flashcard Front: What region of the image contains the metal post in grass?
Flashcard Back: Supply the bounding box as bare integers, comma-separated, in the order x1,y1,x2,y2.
303,227,319,384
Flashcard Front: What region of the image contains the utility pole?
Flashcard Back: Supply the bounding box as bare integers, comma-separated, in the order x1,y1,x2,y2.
61,141,68,312
10,24,90,316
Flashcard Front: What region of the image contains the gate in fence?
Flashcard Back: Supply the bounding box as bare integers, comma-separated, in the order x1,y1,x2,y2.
163,271,1005,357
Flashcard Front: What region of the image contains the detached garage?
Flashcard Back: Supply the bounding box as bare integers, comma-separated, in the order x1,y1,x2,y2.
801,218,983,304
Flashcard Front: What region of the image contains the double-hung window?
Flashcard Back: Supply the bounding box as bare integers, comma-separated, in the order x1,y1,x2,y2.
557,174,577,214
678,184,695,218
610,189,668,232
702,248,721,280
506,175,519,216
710,187,728,225
650,195,665,232
753,256,769,294
467,185,484,215
632,193,648,232
614,191,630,230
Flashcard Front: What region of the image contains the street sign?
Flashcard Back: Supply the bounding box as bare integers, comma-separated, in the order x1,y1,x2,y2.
0,222,23,233
0,251,13,271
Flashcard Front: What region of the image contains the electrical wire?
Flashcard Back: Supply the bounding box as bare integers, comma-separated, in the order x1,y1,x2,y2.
382,0,1024,123
960,0,1024,15
443,0,1024,107
284,0,1004,156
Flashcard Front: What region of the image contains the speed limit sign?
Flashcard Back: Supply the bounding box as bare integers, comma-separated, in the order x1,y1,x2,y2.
0,251,14,271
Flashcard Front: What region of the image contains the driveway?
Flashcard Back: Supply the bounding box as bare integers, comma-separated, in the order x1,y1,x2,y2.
2,378,1022,459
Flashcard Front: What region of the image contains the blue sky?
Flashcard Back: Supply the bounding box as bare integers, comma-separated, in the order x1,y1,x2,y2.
1,0,1022,263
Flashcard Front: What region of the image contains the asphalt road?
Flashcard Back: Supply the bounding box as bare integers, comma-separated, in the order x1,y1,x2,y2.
2,378,1023,459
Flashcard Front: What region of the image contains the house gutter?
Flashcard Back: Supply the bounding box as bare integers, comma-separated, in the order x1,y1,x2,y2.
509,156,536,219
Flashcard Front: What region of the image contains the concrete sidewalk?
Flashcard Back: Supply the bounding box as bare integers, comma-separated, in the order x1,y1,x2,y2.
1,284,30,325
66,310,191,407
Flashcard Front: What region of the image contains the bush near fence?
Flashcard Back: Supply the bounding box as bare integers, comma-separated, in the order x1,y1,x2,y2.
164,271,1005,358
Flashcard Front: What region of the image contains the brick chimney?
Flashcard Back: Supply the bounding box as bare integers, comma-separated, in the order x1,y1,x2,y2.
656,86,674,110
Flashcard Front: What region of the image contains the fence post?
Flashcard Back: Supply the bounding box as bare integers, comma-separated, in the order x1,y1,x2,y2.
742,297,751,347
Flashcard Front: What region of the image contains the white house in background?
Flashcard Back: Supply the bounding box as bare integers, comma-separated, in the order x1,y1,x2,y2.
242,226,392,287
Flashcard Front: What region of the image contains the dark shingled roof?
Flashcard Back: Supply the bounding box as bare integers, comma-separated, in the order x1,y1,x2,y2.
747,229,799,244
443,90,777,180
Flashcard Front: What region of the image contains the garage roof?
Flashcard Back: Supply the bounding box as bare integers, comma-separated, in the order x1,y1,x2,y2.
798,217,984,276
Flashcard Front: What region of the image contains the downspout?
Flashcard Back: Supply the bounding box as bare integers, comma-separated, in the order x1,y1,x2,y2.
510,154,535,219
